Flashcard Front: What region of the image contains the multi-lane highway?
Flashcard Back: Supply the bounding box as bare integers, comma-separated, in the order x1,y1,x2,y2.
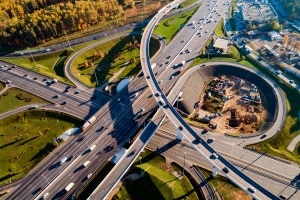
140,0,282,199
1,0,298,199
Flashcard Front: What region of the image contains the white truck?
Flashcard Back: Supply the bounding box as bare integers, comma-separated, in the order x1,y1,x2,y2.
82,116,96,131
59,156,68,165
83,161,90,167
64,182,75,192
151,63,156,69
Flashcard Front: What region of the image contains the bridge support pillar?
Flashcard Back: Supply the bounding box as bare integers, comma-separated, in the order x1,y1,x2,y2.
176,127,183,141
212,166,218,178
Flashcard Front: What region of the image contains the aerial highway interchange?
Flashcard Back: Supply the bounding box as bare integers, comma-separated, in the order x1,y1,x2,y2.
0,0,300,200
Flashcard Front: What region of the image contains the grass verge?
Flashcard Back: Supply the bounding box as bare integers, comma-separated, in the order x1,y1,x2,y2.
215,18,225,37
113,150,198,200
154,7,199,43
71,35,159,87
0,88,48,114
0,110,80,185
198,167,252,200
179,0,199,8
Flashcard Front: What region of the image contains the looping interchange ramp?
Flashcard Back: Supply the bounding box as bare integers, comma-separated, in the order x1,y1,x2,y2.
139,0,284,199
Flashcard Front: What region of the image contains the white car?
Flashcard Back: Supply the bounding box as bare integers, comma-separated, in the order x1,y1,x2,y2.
212,152,218,159
248,186,256,193
41,192,49,199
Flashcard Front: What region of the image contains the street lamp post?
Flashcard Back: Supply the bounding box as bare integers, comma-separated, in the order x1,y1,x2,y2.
29,48,38,70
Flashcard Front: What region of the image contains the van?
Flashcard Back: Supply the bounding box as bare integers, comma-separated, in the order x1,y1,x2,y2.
59,156,68,165
89,145,96,151
158,97,165,106
83,161,90,167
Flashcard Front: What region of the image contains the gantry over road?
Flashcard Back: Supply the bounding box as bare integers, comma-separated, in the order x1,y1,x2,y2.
140,0,280,199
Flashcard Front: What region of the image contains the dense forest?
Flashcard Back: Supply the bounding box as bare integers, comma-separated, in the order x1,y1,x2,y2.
0,0,164,47
278,0,300,20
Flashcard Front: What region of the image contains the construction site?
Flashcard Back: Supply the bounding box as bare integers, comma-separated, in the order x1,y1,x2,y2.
194,75,267,135
177,65,278,136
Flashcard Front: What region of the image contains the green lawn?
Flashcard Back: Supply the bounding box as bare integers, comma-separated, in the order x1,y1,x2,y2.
0,110,80,185
71,35,160,87
215,18,225,37
114,151,198,200
1,40,100,85
154,7,199,43
179,0,199,8
0,88,48,114
199,168,251,200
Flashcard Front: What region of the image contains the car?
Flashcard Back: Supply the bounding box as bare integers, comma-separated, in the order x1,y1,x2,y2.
279,195,287,200
87,173,93,179
222,167,229,173
103,145,114,152
212,152,218,159
289,80,295,84
53,94,60,98
74,91,79,94
133,92,139,98
205,30,208,33
0,65,4,68
260,134,267,139
33,77,37,80
201,129,208,134
77,135,85,142
248,186,256,193
23,74,28,77
209,137,215,141
275,70,282,75
40,192,49,199
140,107,145,112
89,144,96,151
156,92,161,96
6,80,11,84
32,187,42,195
127,149,136,157
166,55,170,59
61,101,67,105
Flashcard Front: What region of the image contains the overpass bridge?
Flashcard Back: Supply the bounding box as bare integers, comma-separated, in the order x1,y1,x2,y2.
87,0,283,199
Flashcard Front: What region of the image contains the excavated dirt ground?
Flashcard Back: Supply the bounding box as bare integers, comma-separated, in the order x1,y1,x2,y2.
194,76,267,135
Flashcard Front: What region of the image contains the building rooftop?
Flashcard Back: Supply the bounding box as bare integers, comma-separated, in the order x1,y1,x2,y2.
213,38,230,51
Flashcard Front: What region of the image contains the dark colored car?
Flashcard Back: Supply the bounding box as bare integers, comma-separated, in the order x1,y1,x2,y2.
222,167,229,173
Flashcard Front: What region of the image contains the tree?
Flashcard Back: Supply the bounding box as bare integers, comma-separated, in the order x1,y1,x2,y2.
268,19,282,32
84,60,89,68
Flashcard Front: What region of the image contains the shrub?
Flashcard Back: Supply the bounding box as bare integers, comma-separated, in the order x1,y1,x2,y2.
163,20,170,27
